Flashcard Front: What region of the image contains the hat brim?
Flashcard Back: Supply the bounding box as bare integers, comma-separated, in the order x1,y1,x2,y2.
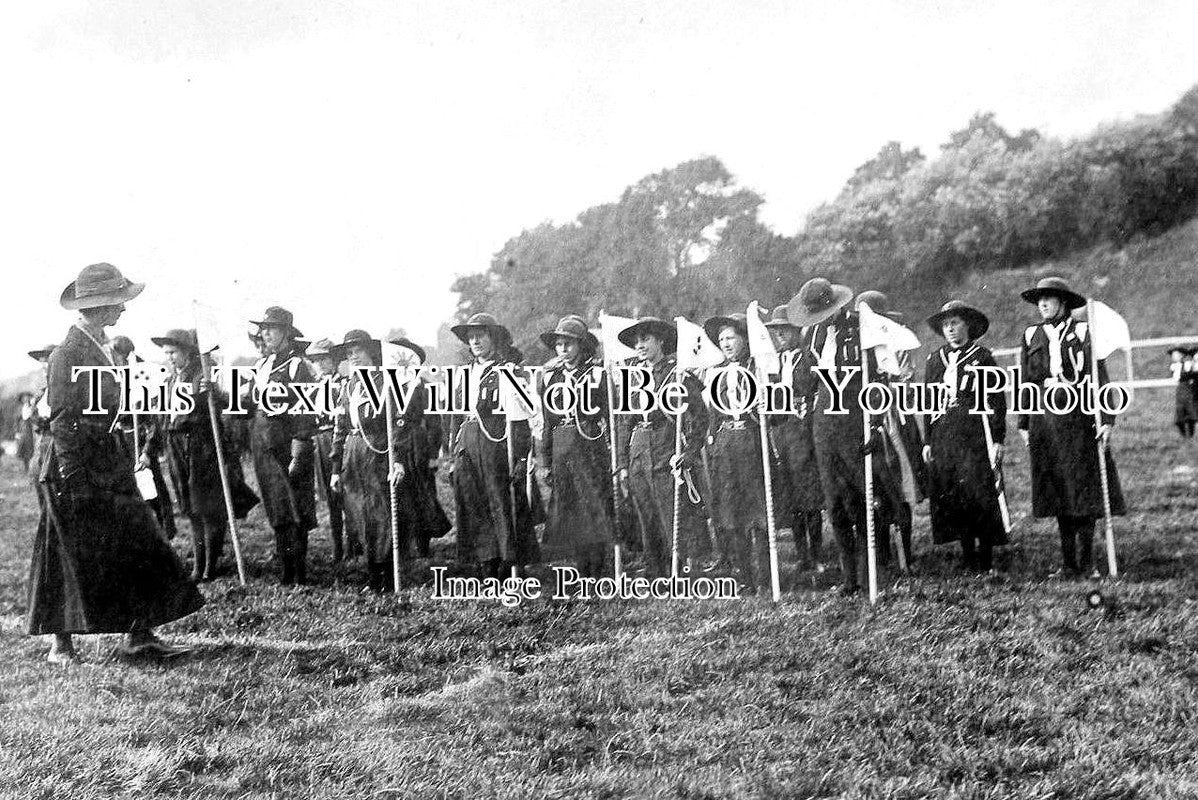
703,316,748,346
27,348,54,360
1020,287,1086,310
787,284,855,328
387,338,427,365
927,306,990,340
330,338,382,363
618,320,677,354
251,319,305,339
150,336,198,352
451,323,512,347
539,329,599,353
59,279,145,310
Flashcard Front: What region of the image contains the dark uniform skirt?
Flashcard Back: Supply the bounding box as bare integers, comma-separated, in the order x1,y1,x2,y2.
541,422,614,560
928,408,1007,547
452,418,540,566
1027,396,1125,519
251,416,317,533
709,421,766,532
27,460,204,635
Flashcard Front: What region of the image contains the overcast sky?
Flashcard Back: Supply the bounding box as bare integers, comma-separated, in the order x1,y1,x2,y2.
2,0,1196,378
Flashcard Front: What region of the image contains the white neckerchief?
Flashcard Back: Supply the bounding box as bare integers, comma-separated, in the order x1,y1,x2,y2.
1043,319,1068,380
942,348,961,394
818,325,838,369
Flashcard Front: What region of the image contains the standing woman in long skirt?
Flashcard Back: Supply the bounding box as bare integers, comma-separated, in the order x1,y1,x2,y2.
28,263,203,664
538,315,615,578
922,301,1008,572
703,313,770,592
1017,277,1125,578
449,313,541,579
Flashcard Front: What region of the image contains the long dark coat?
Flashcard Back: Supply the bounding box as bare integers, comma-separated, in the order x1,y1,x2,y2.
332,371,449,568
248,346,318,533
450,360,541,565
924,343,1008,546
705,357,767,532
769,346,823,515
539,359,615,559
614,356,709,570
1018,318,1125,519
27,325,204,635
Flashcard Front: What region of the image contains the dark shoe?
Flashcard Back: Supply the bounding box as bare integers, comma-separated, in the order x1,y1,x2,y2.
837,584,861,598
119,632,191,659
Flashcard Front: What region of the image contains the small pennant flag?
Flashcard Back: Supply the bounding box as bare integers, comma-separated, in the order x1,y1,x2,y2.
380,340,423,373
598,312,638,363
497,368,537,422
126,355,170,412
859,302,921,377
746,300,781,377
1087,299,1131,360
676,316,725,372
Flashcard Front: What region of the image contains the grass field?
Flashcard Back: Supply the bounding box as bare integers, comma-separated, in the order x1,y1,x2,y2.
1,389,1196,799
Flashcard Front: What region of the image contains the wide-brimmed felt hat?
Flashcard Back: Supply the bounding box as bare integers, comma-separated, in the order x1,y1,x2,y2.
540,315,599,353
764,305,799,330
151,328,199,353
451,312,512,347
330,329,382,363
307,338,337,358
1167,345,1198,357
703,313,749,346
855,290,904,321
617,316,677,354
927,300,990,341
388,337,428,366
27,343,57,361
787,278,855,328
251,306,304,339
60,263,145,310
1020,276,1086,310
17,390,35,402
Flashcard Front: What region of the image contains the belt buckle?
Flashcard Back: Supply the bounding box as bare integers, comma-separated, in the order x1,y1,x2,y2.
721,419,747,432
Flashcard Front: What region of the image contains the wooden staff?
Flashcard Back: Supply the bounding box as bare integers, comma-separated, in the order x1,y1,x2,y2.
859,330,879,604
604,359,624,579
754,362,782,602
670,362,684,579
384,382,404,596
980,410,1012,534
1086,299,1119,578
201,352,247,585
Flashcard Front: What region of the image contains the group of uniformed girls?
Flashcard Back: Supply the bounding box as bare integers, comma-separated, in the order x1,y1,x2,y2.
25,263,1129,647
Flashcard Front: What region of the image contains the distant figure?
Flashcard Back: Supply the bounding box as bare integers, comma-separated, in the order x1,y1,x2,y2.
1169,346,1198,438
307,338,350,562
17,344,57,475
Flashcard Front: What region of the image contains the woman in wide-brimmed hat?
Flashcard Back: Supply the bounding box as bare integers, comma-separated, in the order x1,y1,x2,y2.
329,330,448,590
247,304,319,584
448,313,540,577
537,315,615,577
787,277,879,596
702,312,772,591
764,306,825,574
1017,277,1125,578
922,300,1008,572
612,315,708,579
1168,345,1198,438
29,263,203,664
149,328,258,581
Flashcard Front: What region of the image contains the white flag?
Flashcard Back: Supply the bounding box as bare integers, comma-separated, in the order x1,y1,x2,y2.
497,367,537,422
859,302,921,377
1087,300,1131,360
746,300,781,377
598,312,638,363
675,316,725,372
380,340,423,370
126,355,170,412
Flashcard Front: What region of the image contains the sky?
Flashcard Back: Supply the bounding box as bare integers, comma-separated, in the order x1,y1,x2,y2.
2,0,1196,379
